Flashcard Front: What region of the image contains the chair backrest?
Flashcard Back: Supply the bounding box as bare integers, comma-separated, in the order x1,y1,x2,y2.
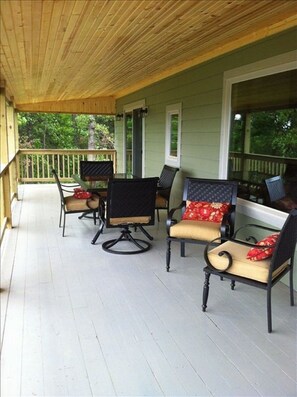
270,209,297,275
105,177,159,227
183,178,238,206
52,169,65,203
158,165,179,198
264,175,286,203
80,160,114,180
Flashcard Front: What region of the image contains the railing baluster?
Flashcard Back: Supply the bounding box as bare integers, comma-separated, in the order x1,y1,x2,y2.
17,149,118,182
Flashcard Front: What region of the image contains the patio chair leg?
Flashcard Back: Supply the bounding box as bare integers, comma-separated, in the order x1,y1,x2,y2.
157,209,160,222
289,265,294,306
59,207,62,227
62,213,66,237
267,287,272,333
91,219,105,245
181,241,185,257
166,239,171,272
138,225,153,241
202,272,210,312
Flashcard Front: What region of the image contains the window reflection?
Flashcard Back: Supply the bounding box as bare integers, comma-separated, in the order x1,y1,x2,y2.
228,69,297,211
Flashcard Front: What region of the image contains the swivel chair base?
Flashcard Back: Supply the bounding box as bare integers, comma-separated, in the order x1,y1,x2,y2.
102,227,151,254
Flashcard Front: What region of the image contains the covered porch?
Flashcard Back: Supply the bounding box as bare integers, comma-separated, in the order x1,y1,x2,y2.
1,183,296,396
1,1,297,395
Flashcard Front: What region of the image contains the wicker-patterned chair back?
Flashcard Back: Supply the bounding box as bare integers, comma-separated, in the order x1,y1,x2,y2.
102,177,159,254
264,175,297,212
185,178,237,204
80,160,114,180
271,209,297,273
264,175,286,203
156,165,179,221
159,165,179,192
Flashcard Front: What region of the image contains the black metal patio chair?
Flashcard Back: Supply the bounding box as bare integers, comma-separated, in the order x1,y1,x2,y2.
166,178,238,271
52,169,100,236
102,177,158,254
202,209,297,333
78,160,114,222
264,175,297,212
155,165,179,221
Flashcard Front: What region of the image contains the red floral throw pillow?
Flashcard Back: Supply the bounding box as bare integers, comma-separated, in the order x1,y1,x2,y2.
246,233,279,261
73,188,92,199
182,201,230,223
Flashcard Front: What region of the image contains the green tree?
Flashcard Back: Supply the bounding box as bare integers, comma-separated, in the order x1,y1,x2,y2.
18,112,115,149
250,109,297,157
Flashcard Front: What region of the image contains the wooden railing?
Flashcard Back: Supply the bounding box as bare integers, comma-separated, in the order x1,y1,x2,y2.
18,149,117,182
0,157,18,243
229,152,297,176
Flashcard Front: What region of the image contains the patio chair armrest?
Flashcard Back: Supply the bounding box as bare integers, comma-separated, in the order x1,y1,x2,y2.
204,237,233,272
204,233,278,273
220,204,236,237
166,201,185,233
233,223,280,242
60,182,81,193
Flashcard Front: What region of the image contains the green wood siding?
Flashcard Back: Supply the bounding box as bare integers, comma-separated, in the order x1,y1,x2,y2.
116,27,297,195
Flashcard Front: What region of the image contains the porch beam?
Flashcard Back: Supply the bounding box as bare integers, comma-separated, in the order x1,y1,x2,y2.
16,96,116,115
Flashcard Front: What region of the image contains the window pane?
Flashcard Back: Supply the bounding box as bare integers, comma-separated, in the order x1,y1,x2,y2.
228,69,297,210
125,113,132,174
170,114,179,157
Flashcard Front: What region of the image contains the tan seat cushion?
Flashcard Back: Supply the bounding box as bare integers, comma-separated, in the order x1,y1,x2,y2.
169,220,221,241
207,241,288,283
110,216,151,226
155,194,168,208
65,195,99,211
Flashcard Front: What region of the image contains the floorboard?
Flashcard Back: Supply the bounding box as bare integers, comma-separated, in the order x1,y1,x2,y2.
1,184,296,397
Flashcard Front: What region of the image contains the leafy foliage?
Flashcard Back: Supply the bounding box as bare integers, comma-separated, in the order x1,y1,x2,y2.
18,113,115,149
229,108,297,158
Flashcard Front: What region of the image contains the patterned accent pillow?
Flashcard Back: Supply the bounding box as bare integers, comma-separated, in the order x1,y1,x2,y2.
246,233,279,261
73,188,92,199
182,201,230,223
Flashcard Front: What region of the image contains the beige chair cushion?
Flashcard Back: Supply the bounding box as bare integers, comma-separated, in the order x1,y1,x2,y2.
110,216,151,225
65,195,99,211
169,220,221,241
207,240,288,283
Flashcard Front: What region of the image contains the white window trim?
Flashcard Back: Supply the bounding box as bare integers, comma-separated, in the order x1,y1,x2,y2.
219,50,297,226
165,103,182,168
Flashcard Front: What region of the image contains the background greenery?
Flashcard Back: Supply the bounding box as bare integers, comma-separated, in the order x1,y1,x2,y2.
18,113,115,149
229,108,297,157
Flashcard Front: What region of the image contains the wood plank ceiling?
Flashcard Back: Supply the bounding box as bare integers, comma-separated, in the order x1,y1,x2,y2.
1,0,297,114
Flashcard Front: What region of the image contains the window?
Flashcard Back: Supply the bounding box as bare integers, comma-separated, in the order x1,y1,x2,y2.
220,52,297,217
165,103,181,167
228,70,297,207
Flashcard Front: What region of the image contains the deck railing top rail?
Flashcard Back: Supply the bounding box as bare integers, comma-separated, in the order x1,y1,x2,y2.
18,149,117,183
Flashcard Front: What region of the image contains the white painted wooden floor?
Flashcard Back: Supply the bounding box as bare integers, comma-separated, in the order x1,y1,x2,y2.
1,184,296,397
